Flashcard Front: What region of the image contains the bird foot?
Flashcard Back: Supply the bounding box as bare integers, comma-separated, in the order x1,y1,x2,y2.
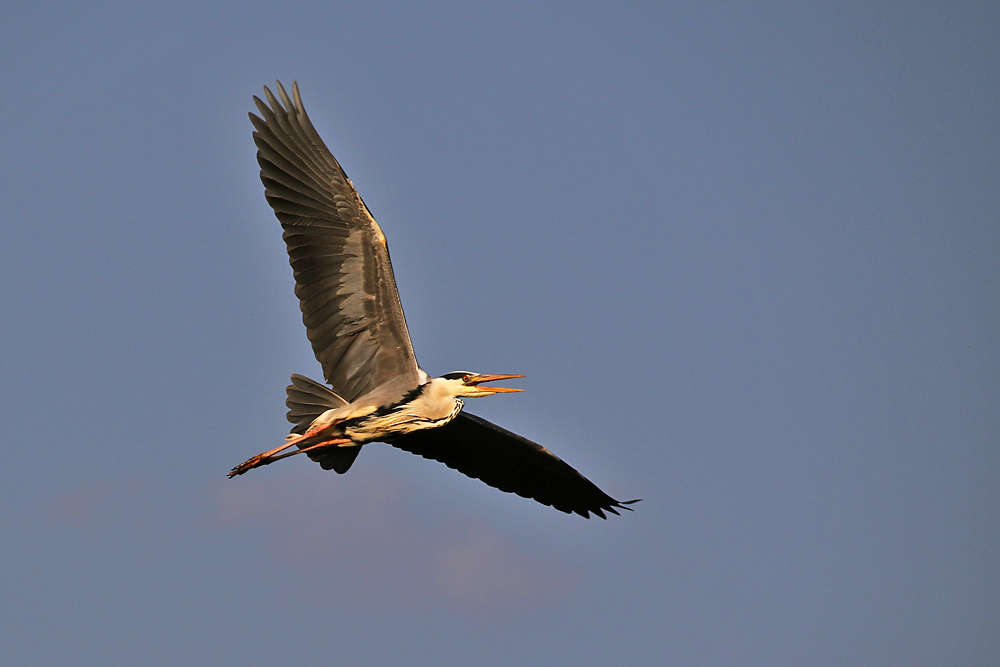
228,454,270,477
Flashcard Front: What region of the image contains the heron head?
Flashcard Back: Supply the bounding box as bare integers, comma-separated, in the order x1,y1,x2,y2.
441,371,525,397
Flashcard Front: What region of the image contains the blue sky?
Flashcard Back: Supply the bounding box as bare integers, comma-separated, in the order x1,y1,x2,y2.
3,2,998,664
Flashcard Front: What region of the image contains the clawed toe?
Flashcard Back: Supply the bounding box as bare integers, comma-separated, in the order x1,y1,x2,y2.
228,455,264,477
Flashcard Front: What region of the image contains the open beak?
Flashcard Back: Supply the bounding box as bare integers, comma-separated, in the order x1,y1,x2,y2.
465,373,525,394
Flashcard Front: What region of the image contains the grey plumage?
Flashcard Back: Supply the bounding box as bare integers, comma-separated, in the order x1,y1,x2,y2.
284,374,360,474
251,83,419,404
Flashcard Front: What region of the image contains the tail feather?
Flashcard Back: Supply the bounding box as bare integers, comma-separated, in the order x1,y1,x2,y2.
285,374,362,474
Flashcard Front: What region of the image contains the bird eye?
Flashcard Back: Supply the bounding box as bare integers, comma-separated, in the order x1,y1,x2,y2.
463,375,474,383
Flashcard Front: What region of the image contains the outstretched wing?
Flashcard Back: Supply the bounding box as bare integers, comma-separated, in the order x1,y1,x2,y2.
386,412,638,519
250,81,420,402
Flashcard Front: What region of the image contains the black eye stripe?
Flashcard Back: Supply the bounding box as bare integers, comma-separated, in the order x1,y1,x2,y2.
442,370,474,380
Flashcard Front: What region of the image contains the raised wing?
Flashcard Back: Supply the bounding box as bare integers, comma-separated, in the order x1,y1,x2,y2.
250,81,420,402
386,412,638,519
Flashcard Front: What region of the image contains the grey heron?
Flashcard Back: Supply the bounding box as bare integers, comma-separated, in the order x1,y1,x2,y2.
229,81,637,519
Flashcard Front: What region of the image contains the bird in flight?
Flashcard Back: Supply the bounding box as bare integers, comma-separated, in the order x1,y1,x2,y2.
229,81,637,519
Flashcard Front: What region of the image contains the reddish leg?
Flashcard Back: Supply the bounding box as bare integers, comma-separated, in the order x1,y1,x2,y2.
265,438,353,464
228,424,350,478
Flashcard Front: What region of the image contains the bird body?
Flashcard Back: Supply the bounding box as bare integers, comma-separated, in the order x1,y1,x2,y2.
284,373,514,452
229,81,637,519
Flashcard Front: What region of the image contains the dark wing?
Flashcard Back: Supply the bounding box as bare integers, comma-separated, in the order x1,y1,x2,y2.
386,412,638,519
250,81,420,402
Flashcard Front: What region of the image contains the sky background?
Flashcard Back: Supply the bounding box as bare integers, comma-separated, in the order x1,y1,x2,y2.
2,2,998,665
